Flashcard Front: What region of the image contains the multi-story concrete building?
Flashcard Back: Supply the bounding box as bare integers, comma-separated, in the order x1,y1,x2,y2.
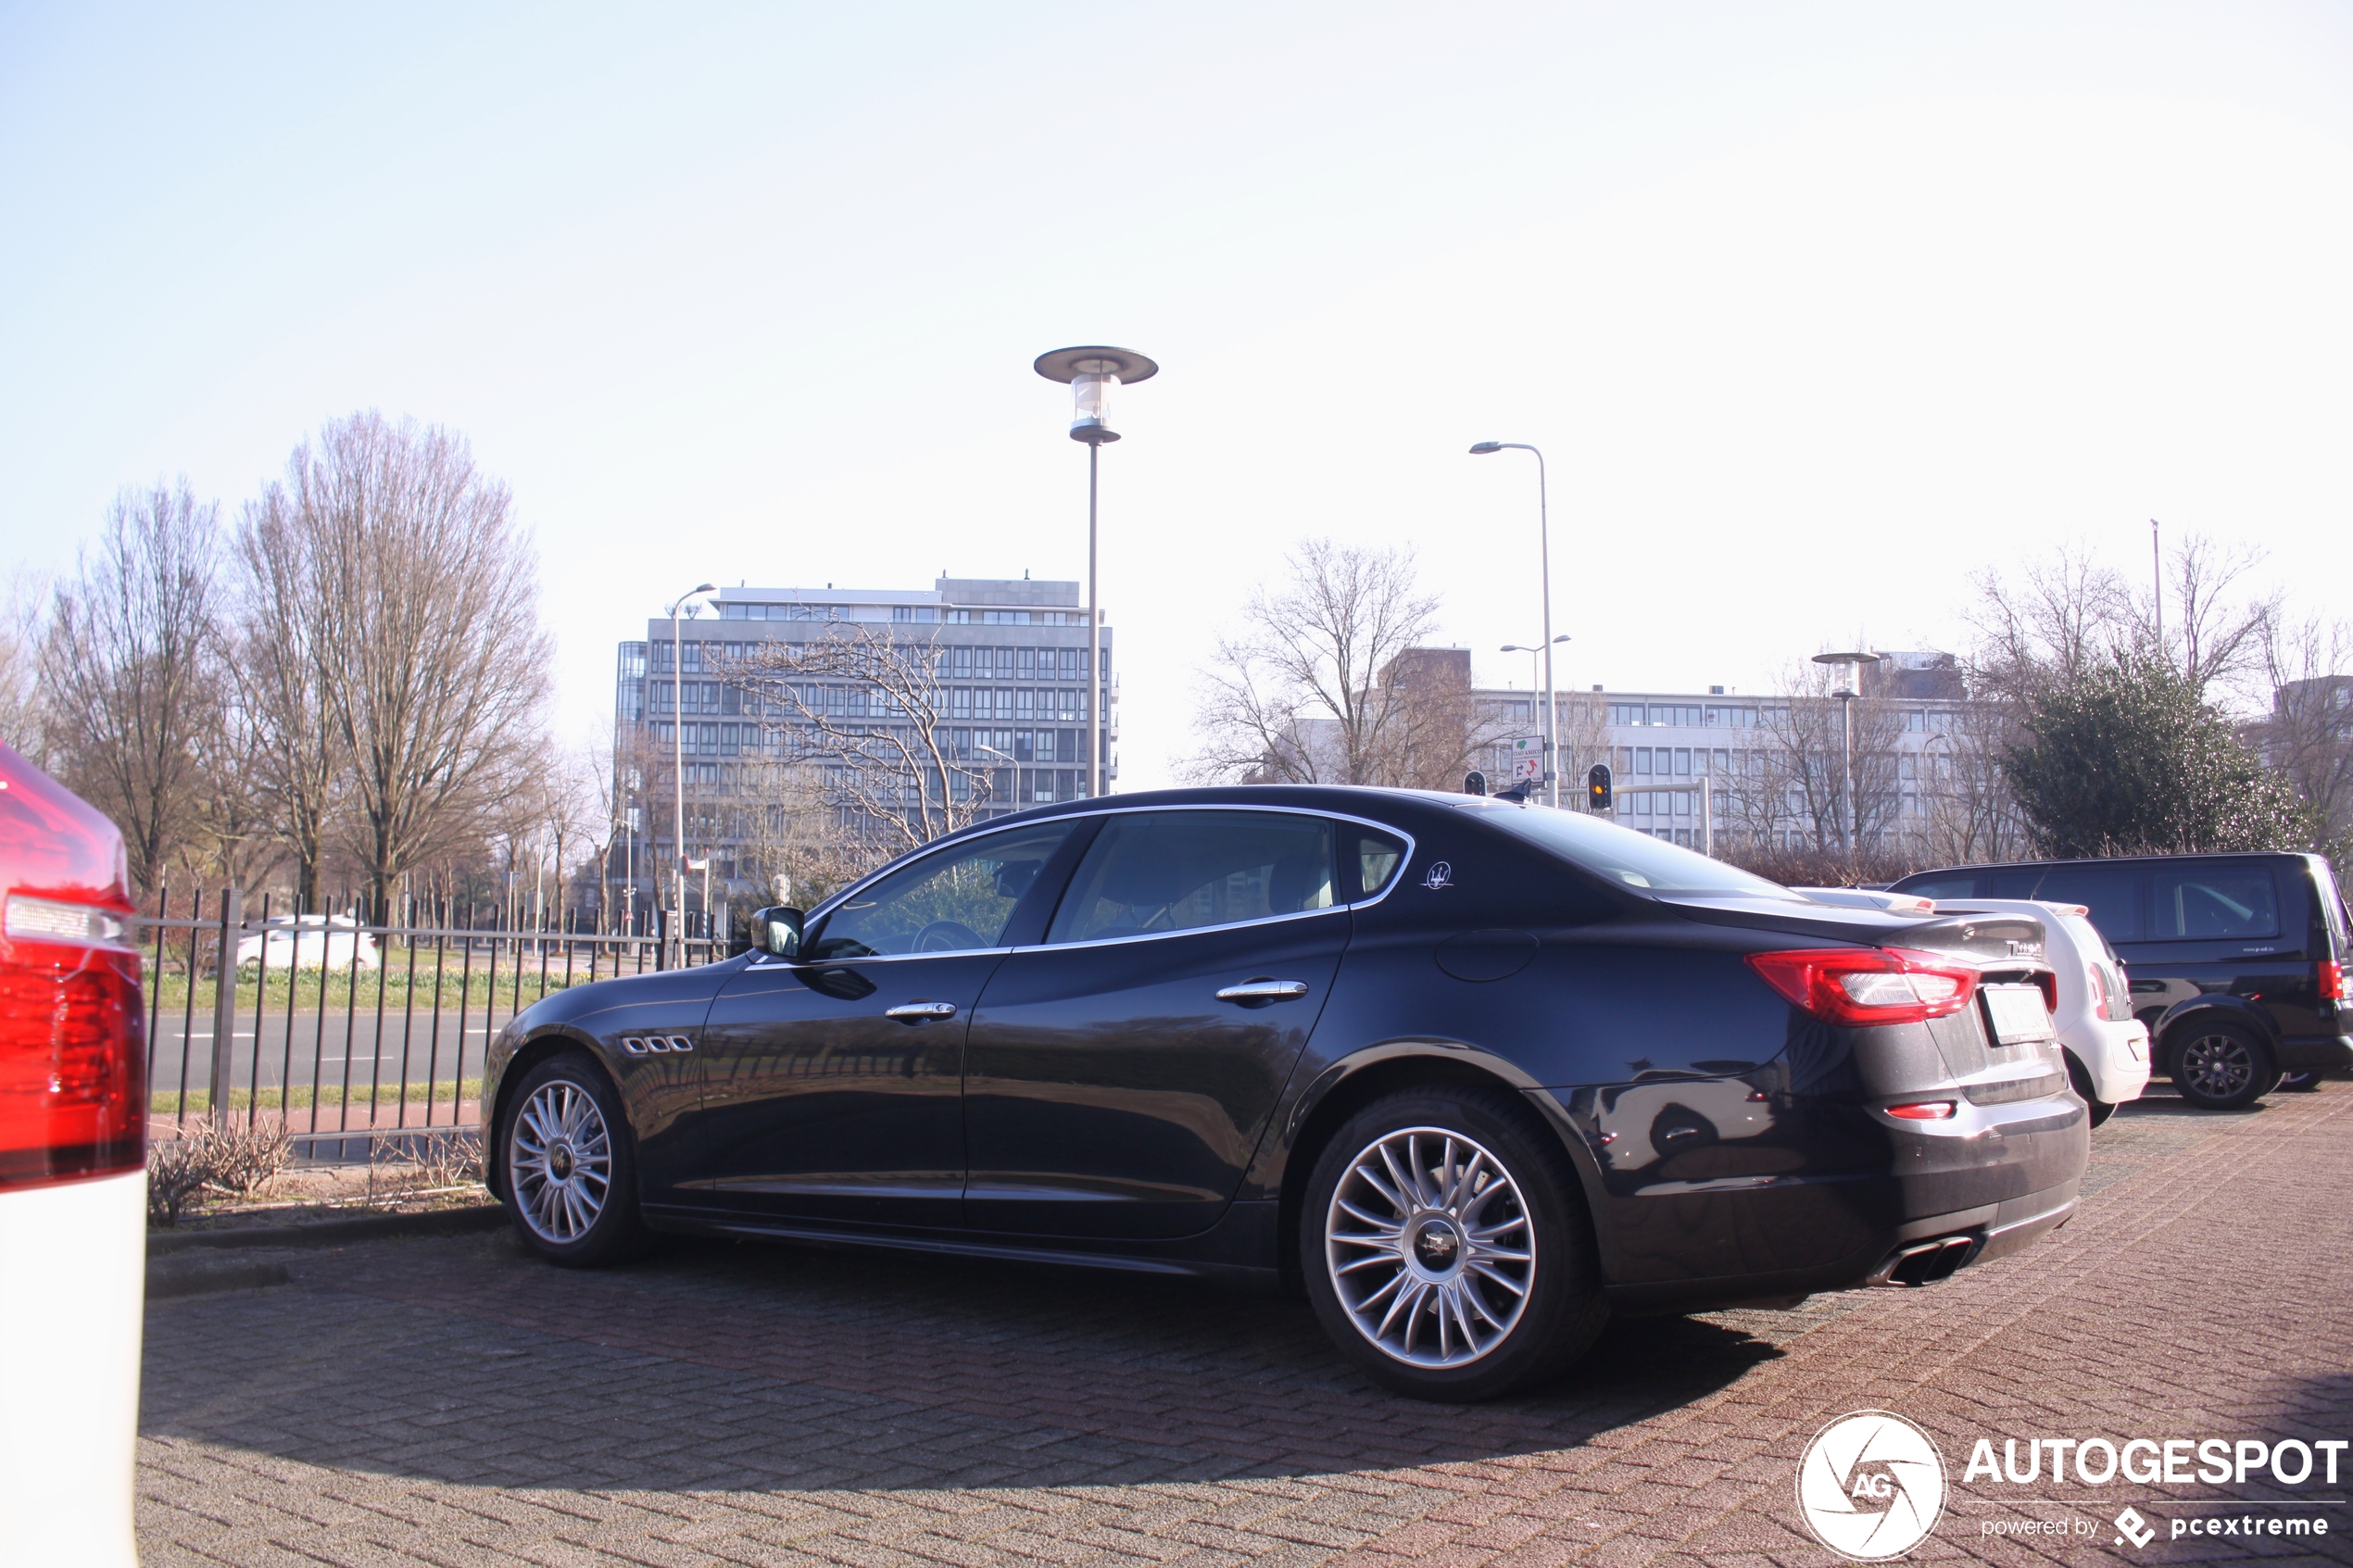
612,576,1114,909
1472,650,1982,852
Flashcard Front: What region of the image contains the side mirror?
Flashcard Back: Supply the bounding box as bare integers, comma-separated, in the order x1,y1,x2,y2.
749,906,804,960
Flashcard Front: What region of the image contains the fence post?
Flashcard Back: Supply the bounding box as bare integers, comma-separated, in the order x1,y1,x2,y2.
656,907,669,972
208,884,242,1132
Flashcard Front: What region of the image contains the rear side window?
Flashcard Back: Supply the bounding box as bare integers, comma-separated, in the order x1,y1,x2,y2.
1349,827,1408,901
1047,810,1337,944
2024,865,2144,943
2150,866,2280,940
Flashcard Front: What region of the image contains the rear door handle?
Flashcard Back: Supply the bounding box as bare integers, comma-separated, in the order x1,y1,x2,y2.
1215,979,1311,1005
884,1000,959,1022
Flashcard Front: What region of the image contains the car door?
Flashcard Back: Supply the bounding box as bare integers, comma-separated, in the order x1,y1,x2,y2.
962,808,1353,1239
2128,861,2309,1037
681,819,1081,1229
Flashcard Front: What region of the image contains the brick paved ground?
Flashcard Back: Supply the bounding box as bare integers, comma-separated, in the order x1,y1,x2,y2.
138,1084,2353,1567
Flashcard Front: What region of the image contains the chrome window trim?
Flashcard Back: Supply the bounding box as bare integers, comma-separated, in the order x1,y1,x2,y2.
793,801,1419,957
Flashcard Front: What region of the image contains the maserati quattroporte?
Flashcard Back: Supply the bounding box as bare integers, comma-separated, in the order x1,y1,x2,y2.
483,786,2087,1400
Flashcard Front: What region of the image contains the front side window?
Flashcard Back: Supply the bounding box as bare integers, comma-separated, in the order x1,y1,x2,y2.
1046,811,1336,945
809,822,1076,960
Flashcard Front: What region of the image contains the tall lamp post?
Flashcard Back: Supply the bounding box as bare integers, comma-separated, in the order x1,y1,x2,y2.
1470,442,1558,806
1812,650,1882,859
667,583,715,949
1036,346,1158,799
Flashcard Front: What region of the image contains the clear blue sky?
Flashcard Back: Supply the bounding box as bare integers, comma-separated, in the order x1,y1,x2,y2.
4,3,2348,786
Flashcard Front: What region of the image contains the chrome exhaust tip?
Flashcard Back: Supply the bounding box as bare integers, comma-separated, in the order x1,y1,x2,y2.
1869,1234,1980,1287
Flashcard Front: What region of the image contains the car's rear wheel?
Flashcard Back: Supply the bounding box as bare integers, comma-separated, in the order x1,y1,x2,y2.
2276,1071,2322,1093
501,1053,653,1266
2170,1022,2277,1110
2065,1052,2115,1128
1302,1085,1606,1401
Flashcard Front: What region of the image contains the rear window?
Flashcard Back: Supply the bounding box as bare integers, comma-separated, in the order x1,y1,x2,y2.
1463,802,1797,897
2150,865,2280,940
2021,865,2144,943
1897,874,1980,899
2310,859,2348,958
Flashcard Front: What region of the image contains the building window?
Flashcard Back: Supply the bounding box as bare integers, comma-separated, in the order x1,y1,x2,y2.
952,648,973,678
1674,747,1691,775
951,687,972,719
1635,747,1653,775
1016,689,1034,720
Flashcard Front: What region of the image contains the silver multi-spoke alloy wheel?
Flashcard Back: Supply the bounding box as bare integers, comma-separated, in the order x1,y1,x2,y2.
2180,1031,2256,1102
1326,1126,1534,1368
510,1079,613,1244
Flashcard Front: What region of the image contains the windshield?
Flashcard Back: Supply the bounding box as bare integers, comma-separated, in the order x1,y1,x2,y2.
1460,801,1800,897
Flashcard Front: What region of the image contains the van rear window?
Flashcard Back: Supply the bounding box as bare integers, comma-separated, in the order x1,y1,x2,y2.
2150,867,2278,940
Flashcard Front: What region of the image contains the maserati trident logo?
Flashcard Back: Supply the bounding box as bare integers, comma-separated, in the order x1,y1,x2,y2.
1795,1411,1947,1561
1421,860,1453,890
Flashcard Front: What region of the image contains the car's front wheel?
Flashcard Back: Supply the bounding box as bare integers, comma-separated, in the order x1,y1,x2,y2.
500,1052,653,1266
2170,1022,2277,1111
1302,1086,1607,1401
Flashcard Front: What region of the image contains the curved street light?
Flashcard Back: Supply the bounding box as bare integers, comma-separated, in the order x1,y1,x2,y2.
1037,346,1158,799
1471,442,1558,806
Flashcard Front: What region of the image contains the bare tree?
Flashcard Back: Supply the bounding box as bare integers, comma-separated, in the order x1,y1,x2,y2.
0,571,47,761
231,475,349,904
292,413,553,921
1189,540,1446,785
2258,613,2353,853
41,483,227,897
729,621,994,858
2133,533,2278,704
1914,701,2032,866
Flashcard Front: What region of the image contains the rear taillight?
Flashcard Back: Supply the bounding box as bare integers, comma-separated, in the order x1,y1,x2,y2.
1744,947,1982,1027
0,744,145,1193
2083,961,2110,1022
2035,971,2058,1015
2322,960,2345,1003
1885,1100,1957,1121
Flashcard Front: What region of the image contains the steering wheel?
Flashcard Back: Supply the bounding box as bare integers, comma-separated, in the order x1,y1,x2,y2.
913,920,988,953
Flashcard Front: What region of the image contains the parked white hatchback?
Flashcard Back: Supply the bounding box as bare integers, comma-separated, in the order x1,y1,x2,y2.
1940,897,2151,1124
1798,888,2150,1124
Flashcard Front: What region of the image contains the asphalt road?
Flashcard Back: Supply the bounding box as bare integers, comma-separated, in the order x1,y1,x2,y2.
138,1079,2353,1566
145,1010,514,1102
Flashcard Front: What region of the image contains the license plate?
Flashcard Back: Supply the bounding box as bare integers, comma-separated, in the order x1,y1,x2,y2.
1982,984,2055,1045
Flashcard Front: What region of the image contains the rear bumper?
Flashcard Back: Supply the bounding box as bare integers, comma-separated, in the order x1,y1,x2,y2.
2276,1035,2353,1072
1594,1090,2088,1316
2076,1019,2152,1105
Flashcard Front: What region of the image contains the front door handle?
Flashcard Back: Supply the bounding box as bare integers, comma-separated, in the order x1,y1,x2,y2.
884,1000,959,1023
1215,979,1311,1006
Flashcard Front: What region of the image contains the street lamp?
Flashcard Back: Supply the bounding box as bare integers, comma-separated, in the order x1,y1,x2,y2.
1470,442,1559,806
1036,345,1158,801
667,582,715,950
1811,650,1882,859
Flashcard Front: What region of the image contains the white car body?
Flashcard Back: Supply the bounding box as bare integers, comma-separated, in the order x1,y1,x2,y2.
0,1170,145,1564
1938,897,2151,1110
235,912,380,971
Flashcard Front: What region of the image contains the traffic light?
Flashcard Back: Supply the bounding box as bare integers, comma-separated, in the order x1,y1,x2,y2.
1587,762,1613,811
1463,771,1488,796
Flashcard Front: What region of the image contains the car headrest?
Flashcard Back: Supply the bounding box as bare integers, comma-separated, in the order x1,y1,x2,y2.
1268,854,1329,915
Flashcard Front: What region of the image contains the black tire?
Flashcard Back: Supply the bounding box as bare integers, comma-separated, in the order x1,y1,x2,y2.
2277,1072,2323,1093
1301,1085,1607,1401
498,1052,655,1266
2065,1052,2115,1128
2169,1022,2278,1111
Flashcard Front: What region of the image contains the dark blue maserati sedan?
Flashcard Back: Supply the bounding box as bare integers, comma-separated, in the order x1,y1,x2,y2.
482,786,2087,1400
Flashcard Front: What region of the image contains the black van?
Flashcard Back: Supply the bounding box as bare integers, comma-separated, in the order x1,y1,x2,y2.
1887,852,2351,1110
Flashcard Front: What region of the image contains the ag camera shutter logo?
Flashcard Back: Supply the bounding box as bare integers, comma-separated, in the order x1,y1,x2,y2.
1795,1411,1947,1561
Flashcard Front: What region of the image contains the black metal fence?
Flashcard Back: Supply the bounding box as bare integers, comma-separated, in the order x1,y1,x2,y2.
134,889,732,1163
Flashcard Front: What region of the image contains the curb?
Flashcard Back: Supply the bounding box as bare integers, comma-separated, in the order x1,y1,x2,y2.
148,1201,506,1255
147,1255,292,1300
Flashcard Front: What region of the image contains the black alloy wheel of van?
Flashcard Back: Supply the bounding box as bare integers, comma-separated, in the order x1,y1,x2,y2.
2171,1022,2278,1111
